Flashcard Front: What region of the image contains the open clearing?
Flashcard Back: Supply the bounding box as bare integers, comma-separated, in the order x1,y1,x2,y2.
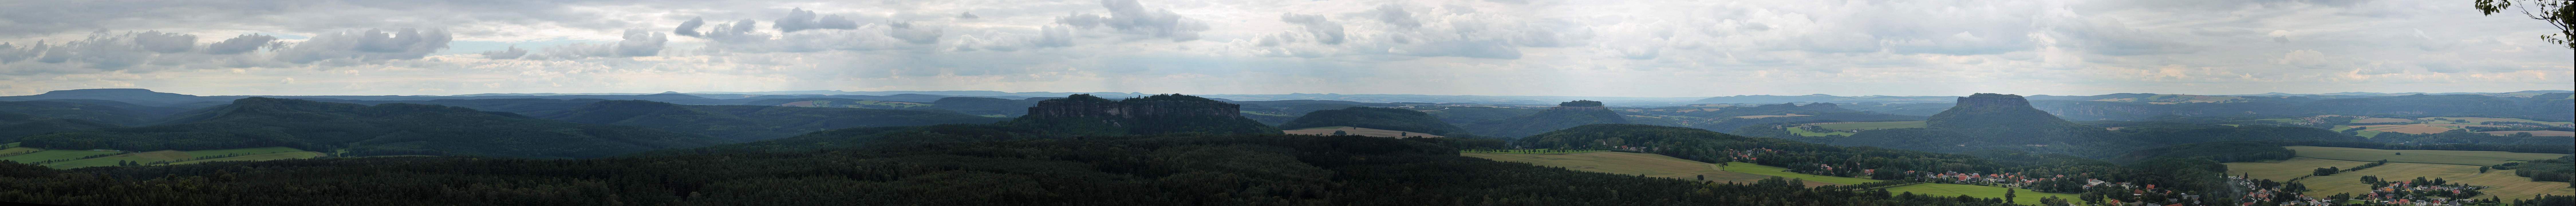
2479,130,2575,137
2349,118,2413,123
1883,183,2083,205
2221,157,2372,180
1461,152,1840,187
1787,127,1854,136
44,150,195,169
168,151,326,165
0,147,319,169
1282,126,1442,138
2294,162,2575,201
0,147,40,156
2287,146,2569,166
1718,161,1882,185
1804,121,1928,130
0,150,121,164
1733,114,1814,119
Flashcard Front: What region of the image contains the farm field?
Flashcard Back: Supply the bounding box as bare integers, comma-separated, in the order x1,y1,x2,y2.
2221,157,2371,180
1787,127,1854,136
2479,130,2575,137
1719,161,1882,185
0,150,121,164
168,151,326,165
2349,118,2412,123
2341,124,2457,135
1733,114,1813,119
2416,117,2574,126
183,147,307,159
44,150,195,169
1881,183,2082,205
0,147,40,156
2296,162,2575,201
1805,121,1928,130
1463,152,1838,187
2286,146,2569,166
1281,126,1442,138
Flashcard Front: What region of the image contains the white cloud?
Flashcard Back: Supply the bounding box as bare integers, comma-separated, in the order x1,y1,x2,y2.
0,0,2564,96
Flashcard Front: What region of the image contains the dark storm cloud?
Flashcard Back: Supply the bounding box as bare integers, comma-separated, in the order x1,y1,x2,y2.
131,31,197,54
480,45,527,60
1054,0,1210,41
1373,5,1422,29
673,17,707,37
203,34,277,55
1279,13,1345,45
774,8,859,33
272,28,453,63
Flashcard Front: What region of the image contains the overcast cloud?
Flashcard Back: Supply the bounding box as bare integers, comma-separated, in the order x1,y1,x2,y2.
0,0,2565,96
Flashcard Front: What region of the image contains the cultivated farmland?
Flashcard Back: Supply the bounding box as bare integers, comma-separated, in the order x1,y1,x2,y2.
1881,183,2083,205
2286,146,2569,166
1719,161,1881,185
1733,114,1814,119
0,150,121,164
1805,121,1928,130
2221,157,2372,180
168,151,328,165
2478,130,2575,137
2295,162,2576,201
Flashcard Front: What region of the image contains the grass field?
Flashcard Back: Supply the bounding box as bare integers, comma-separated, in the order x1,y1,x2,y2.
0,150,121,164
1733,114,1814,119
1883,183,2082,205
2252,118,2303,123
1461,152,1839,187
167,151,326,165
0,147,41,156
2343,124,2457,134
2295,162,2575,201
44,150,195,169
1719,161,1882,185
1787,127,1854,136
2221,157,2371,180
1461,149,1609,154
2350,118,2413,123
182,147,307,159
2287,146,2570,166
2479,130,2575,137
2417,117,2573,126
1806,121,1928,130
1282,126,1443,138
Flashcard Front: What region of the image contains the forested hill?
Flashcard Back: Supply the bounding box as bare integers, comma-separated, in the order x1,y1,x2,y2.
543,100,1008,142
13,97,721,159
1277,107,1468,136
1463,100,1631,137
1005,94,1276,136
0,123,2028,206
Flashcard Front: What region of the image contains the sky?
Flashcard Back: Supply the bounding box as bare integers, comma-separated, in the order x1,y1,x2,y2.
0,0,2567,97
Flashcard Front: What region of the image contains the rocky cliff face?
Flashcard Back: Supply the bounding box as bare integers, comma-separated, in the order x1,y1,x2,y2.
1926,93,2074,129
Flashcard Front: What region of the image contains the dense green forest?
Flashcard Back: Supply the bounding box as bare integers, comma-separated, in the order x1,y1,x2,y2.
1277,107,1468,136
13,98,720,159
1462,101,1630,137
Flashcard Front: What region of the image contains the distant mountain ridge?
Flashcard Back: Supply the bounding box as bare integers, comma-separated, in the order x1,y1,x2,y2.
16,97,722,159
1006,94,1276,135
1462,101,1633,137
